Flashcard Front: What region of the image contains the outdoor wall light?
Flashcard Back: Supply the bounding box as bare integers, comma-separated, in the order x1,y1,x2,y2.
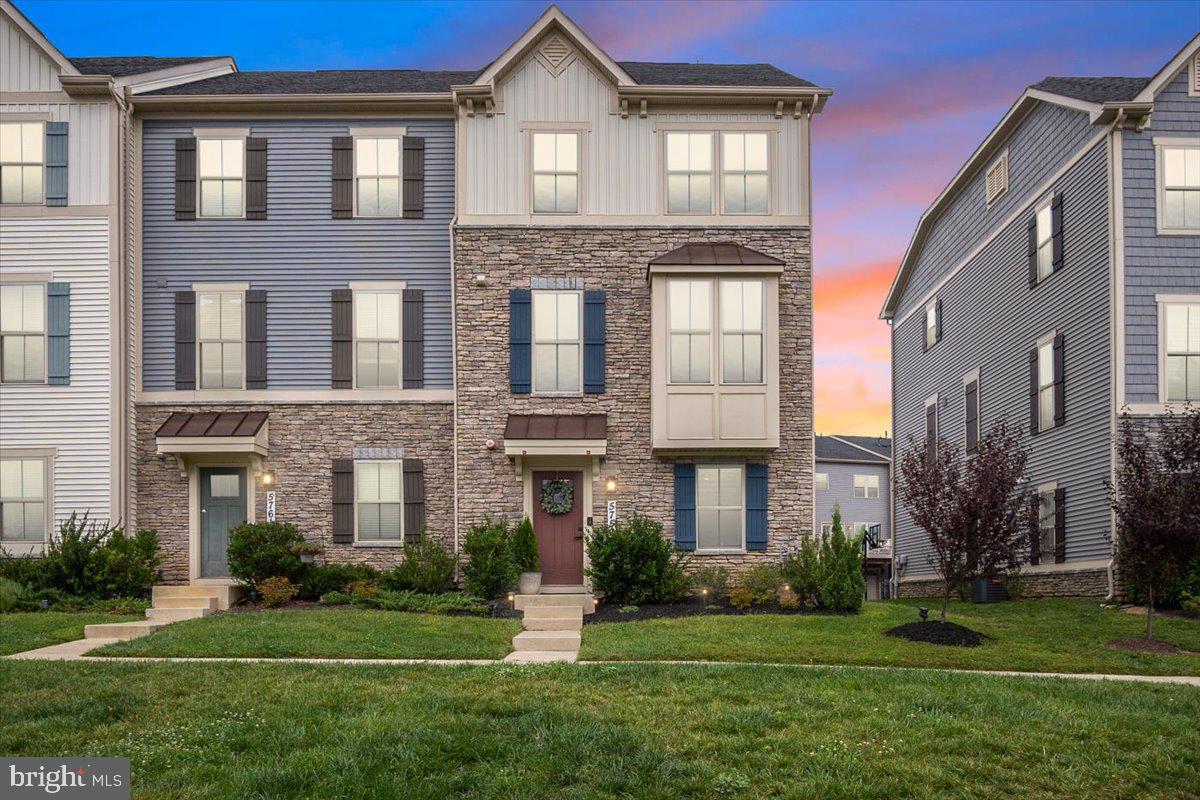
260,471,275,486
605,478,617,493
918,606,929,622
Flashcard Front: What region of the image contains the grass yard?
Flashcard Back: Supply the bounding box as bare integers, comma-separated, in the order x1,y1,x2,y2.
581,599,1200,676
1,660,1196,799
0,612,141,656
92,609,520,660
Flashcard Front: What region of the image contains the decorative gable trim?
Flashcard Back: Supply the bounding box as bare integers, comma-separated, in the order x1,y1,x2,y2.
535,33,577,77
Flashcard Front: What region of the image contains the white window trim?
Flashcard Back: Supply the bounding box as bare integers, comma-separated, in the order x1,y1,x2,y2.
0,281,47,385
351,284,405,390
1035,330,1057,432
963,368,981,450
195,135,247,220
352,134,404,219
719,131,773,216
663,131,716,216
718,278,766,386
924,299,938,349
528,130,583,215
194,289,246,391
814,472,828,491
348,126,407,139
853,474,880,499
1156,293,1200,403
1153,137,1200,235
0,448,54,551
0,120,46,206
695,463,746,554
985,148,1008,207
353,459,405,546
530,288,584,396
667,278,714,386
819,521,833,536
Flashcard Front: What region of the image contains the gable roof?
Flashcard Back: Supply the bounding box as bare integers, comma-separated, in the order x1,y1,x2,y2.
70,56,228,77
142,69,479,96
2,0,79,76
815,435,891,463
1030,76,1149,104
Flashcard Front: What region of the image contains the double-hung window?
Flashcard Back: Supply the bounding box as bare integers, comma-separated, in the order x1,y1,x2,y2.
355,137,401,217
1034,201,1053,282
1,284,45,383
666,132,713,214
198,138,244,218
853,474,879,499
1037,488,1056,562
355,291,402,388
0,457,46,542
0,122,43,204
355,460,402,542
668,280,712,383
1037,338,1055,431
1164,301,1200,401
720,280,764,383
696,465,744,551
532,132,579,213
532,290,581,393
819,521,833,536
815,472,829,491
1158,143,1200,232
197,291,243,389
924,301,938,349
722,132,768,214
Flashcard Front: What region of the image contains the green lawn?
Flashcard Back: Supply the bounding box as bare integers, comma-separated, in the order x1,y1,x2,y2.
581,599,1200,676
1,660,1196,799
0,612,141,656
92,609,520,660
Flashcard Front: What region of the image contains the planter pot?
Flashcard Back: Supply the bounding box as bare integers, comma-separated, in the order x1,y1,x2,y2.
299,553,316,564
518,572,542,595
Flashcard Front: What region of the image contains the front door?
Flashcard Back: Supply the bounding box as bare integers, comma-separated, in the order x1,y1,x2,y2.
532,471,584,586
199,467,247,578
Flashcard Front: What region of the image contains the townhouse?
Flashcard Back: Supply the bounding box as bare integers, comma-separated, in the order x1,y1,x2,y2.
882,35,1200,598
814,435,892,598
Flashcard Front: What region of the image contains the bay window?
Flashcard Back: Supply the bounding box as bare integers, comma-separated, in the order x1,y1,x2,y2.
720,280,764,383
669,280,712,383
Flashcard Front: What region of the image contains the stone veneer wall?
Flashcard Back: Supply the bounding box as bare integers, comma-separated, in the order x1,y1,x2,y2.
452,226,814,572
137,402,453,584
898,567,1109,599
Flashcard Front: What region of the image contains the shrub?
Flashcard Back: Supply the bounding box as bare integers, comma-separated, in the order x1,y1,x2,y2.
259,576,299,608
509,516,539,574
818,508,865,613
297,563,380,601
0,577,24,612
586,515,689,605
96,528,161,598
227,522,305,590
346,579,381,601
780,535,822,607
384,535,456,594
78,597,151,615
690,566,730,602
1181,593,1200,619
732,564,783,608
728,585,754,610
461,520,516,600
319,591,351,606
0,552,51,589
368,590,490,615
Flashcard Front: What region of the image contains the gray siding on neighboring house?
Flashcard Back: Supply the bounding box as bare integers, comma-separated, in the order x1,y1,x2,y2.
892,134,1113,577
897,103,1097,320
815,460,890,540
141,118,454,390
1123,70,1200,403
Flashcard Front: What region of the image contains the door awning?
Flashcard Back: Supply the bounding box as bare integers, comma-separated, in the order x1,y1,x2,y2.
156,411,269,456
504,414,607,456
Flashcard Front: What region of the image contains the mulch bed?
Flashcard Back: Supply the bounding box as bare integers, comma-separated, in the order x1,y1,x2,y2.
1106,637,1189,655
585,598,844,624
885,621,990,648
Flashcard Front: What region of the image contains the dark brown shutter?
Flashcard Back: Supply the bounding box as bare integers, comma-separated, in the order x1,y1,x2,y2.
245,137,267,220
1028,347,1039,435
1026,216,1038,288
1053,333,1065,427
1050,192,1064,272
1053,487,1066,563
965,378,979,453
332,459,355,543
175,138,197,220
403,458,425,543
174,291,196,389
331,289,353,388
925,403,937,464
935,297,943,343
402,288,424,388
245,289,267,389
332,136,353,218
1028,495,1040,566
402,137,425,219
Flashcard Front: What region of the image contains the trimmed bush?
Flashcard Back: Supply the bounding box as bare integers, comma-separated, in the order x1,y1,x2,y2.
384,535,456,594
510,516,539,574
259,576,299,608
690,565,730,602
586,515,689,605
318,591,351,606
731,564,784,608
297,563,380,601
227,522,305,590
461,520,516,600
347,579,381,601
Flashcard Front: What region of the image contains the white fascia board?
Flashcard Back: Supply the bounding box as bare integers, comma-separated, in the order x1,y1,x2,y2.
123,58,237,95
1132,32,1200,103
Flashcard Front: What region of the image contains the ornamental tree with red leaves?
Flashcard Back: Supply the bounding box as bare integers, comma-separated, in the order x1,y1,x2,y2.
898,419,1031,623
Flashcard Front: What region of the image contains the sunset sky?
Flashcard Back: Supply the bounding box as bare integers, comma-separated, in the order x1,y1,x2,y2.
23,0,1191,434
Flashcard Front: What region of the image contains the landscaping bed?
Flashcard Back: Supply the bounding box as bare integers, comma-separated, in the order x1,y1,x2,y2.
885,620,988,647
586,597,845,623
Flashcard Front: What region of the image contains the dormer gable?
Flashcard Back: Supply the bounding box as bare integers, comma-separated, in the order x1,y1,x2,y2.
0,0,79,93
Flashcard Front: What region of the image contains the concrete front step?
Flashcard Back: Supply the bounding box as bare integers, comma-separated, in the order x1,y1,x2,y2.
153,595,219,612
512,630,581,652
514,593,595,614
152,584,243,611
84,620,166,641
145,607,212,623
522,605,583,631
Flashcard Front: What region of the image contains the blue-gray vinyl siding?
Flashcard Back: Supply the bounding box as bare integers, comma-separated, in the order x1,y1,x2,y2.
1122,69,1200,403
141,118,454,390
897,102,1097,320
892,134,1113,578
815,460,890,541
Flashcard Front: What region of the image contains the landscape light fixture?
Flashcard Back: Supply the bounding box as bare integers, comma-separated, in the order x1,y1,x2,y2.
918,606,929,622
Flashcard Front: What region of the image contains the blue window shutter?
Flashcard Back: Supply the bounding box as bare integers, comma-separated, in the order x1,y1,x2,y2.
674,463,696,551
44,122,68,207
509,288,531,394
746,463,768,551
583,290,606,393
46,282,70,385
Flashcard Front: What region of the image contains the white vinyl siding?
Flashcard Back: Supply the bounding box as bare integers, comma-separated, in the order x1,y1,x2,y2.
853,474,879,499
532,290,581,393
666,132,713,214
720,280,764,383
721,132,769,214
696,465,744,552
1,283,45,383
0,457,47,541
354,460,402,541
1158,144,1200,232
197,291,243,389
668,279,712,384
0,121,43,204
355,137,401,218
1037,339,1055,431
1164,302,1200,402
531,132,579,213
1035,200,1053,282
354,291,402,389
197,138,244,218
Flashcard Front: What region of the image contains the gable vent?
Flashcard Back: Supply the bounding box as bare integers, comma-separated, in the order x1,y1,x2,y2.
985,150,1008,206
536,34,575,76
1192,51,1200,96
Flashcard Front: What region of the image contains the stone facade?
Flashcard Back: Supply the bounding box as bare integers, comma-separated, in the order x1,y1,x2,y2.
137,402,453,583
898,567,1109,599
452,226,814,572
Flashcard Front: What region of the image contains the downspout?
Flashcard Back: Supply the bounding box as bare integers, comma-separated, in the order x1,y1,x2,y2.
1105,109,1127,602
450,210,459,558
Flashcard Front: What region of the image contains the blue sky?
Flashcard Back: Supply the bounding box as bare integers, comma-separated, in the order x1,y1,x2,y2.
21,0,1196,433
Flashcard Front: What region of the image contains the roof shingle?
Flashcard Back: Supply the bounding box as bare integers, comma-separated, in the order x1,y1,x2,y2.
70,56,227,77
1030,76,1150,104
815,435,891,463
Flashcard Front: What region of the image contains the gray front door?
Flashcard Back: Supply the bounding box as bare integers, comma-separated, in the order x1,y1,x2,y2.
199,467,246,578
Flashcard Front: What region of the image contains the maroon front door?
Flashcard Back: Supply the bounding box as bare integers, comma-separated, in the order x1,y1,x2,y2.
532,471,584,585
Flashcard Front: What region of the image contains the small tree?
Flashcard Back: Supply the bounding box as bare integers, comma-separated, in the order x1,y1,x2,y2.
509,516,540,574
1108,408,1200,639
818,504,865,612
898,419,1029,622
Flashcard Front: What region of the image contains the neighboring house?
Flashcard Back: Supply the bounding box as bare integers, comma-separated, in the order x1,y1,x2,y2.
0,0,232,554
881,35,1200,598
814,435,892,599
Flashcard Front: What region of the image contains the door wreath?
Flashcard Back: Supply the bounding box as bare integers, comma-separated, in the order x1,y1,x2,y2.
539,479,574,515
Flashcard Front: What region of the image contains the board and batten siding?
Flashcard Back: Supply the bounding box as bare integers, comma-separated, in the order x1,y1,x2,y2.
1122,69,1200,403
0,103,111,206
896,103,1097,321
461,52,808,218
140,118,454,391
0,12,61,92
814,460,890,540
892,139,1112,578
0,217,112,524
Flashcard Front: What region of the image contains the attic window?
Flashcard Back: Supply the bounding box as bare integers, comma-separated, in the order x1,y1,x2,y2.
985,150,1008,206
